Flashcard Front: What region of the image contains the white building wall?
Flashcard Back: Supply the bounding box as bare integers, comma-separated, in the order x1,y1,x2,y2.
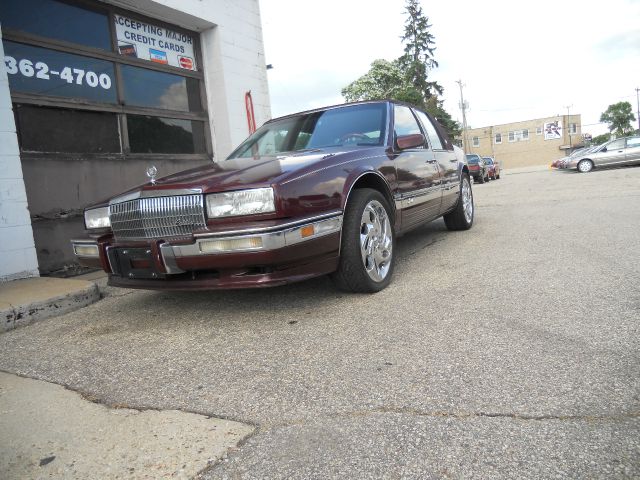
107,0,272,160
0,25,40,281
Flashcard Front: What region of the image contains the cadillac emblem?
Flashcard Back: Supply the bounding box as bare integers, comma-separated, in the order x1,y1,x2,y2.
146,165,158,184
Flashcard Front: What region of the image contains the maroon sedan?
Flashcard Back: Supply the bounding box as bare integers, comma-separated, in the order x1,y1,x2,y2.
72,101,474,292
483,157,500,180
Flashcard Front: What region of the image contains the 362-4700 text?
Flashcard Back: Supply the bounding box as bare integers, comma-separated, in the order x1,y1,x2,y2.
4,56,112,90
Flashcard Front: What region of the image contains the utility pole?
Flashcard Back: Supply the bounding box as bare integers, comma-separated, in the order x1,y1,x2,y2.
564,104,573,151
456,79,469,152
636,87,640,134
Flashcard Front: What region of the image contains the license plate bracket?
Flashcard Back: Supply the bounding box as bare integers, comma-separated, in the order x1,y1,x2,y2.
110,247,165,279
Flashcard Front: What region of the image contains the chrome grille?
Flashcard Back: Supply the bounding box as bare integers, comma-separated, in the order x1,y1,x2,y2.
109,195,206,240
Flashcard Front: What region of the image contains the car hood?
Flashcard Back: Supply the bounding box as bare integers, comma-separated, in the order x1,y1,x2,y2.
103,146,379,205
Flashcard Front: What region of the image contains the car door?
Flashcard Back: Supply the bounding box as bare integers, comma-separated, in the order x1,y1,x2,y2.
624,137,640,165
391,104,442,230
595,138,626,166
414,109,459,214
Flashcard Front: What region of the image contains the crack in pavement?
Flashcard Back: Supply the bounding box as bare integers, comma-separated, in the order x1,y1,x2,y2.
261,406,640,430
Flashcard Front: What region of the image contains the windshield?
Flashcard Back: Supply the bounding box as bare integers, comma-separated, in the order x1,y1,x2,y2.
483,157,493,164
227,103,387,159
466,154,480,163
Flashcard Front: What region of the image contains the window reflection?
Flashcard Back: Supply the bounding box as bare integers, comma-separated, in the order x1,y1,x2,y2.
121,65,201,112
0,0,111,50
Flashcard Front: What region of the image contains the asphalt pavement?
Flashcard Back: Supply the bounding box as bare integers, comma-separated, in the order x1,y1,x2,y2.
0,165,638,478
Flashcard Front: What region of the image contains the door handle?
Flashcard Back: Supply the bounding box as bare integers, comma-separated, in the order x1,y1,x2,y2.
426,159,437,163
449,159,458,163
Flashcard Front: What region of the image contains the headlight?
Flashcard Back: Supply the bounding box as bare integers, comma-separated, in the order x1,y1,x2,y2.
84,206,110,229
206,188,275,218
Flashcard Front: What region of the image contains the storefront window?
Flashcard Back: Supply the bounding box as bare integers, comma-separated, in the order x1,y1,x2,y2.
4,41,117,103
15,105,121,153
0,0,111,50
127,115,205,154
3,1,208,158
120,65,201,112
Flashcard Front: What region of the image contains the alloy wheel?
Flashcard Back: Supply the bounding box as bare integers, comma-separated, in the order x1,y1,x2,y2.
359,200,393,282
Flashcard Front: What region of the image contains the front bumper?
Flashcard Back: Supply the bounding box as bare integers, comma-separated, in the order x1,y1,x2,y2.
72,212,343,290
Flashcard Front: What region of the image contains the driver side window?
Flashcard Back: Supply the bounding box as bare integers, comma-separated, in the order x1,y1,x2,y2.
607,139,625,150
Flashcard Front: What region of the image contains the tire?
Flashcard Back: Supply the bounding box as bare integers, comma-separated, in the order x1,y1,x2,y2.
331,188,395,293
496,173,500,179
476,173,485,184
443,174,474,231
577,159,593,173
484,173,490,182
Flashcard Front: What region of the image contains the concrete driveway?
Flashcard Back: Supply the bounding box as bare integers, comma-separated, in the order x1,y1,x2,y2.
1,165,639,478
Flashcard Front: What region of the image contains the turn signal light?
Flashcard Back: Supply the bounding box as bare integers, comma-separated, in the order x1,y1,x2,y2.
300,225,315,238
199,236,263,253
73,244,99,257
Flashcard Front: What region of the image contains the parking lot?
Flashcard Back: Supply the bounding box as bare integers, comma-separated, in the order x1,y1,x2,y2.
1,165,639,478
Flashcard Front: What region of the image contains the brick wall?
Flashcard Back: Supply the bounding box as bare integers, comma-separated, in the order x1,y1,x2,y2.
464,115,582,169
0,25,39,281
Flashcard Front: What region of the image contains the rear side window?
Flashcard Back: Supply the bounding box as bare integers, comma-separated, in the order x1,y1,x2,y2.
394,105,422,137
415,110,444,150
626,137,640,148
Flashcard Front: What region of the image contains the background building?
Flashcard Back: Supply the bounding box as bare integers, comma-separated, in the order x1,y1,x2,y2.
0,0,271,280
463,114,582,169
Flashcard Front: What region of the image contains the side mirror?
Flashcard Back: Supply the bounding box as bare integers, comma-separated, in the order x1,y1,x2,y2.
397,133,425,150
601,146,607,152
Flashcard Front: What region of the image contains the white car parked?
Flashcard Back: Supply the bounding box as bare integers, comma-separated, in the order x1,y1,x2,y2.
566,136,640,172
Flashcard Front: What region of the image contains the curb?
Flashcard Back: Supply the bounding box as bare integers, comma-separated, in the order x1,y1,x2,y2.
1,278,101,332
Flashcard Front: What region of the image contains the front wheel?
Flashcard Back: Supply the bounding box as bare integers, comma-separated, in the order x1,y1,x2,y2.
443,174,474,231
577,159,593,173
331,189,395,293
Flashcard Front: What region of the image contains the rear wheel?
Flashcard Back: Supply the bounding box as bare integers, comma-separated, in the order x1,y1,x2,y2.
476,174,485,184
443,174,474,231
578,159,593,173
331,188,395,293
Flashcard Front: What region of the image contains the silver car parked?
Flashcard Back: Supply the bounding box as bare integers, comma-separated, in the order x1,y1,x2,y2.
567,136,640,172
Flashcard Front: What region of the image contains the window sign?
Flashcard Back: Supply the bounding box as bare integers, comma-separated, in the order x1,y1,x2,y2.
544,121,562,140
114,14,197,71
4,41,116,103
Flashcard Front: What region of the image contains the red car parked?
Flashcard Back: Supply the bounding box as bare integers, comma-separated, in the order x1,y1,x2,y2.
72,101,474,293
465,154,489,183
483,157,500,180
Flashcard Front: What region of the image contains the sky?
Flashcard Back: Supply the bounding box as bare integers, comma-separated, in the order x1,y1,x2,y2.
259,0,640,137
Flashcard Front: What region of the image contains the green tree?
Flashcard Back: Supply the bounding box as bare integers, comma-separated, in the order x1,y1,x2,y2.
340,0,460,139
599,101,636,136
591,133,610,145
341,59,422,105
398,0,442,100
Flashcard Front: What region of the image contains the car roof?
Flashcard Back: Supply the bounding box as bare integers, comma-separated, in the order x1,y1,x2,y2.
266,100,392,124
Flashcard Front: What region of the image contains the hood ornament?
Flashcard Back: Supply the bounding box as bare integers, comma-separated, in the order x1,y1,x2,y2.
146,165,158,184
